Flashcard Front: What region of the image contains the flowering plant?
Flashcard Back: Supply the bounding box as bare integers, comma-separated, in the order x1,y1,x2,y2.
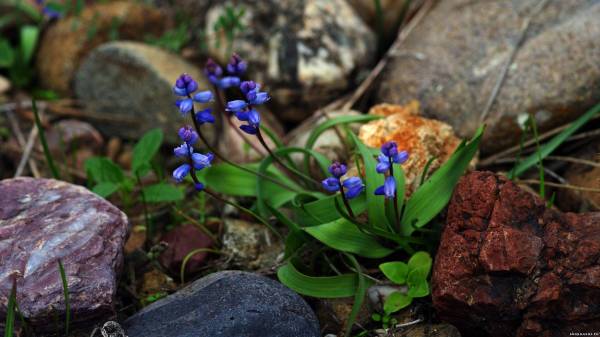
167,54,483,336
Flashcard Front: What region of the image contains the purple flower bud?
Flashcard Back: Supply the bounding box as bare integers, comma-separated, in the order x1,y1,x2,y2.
239,125,258,135
173,143,190,157
328,162,347,178
193,91,213,103
322,177,341,192
173,163,191,183
196,108,215,125
376,154,391,173
194,182,205,191
174,73,198,96
218,76,241,89
175,98,194,115
343,177,365,199
240,81,257,95
227,53,247,75
204,59,223,78
247,91,270,105
173,85,187,96
395,150,409,164
381,141,399,158
186,80,198,94
247,109,261,127
235,111,249,122
191,152,213,170
226,100,247,113
178,125,198,145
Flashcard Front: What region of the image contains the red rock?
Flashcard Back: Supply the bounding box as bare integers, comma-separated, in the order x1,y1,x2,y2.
158,224,213,276
0,177,128,332
432,171,600,337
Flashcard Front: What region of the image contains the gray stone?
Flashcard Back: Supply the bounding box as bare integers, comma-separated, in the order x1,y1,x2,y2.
376,0,600,154
74,41,211,142
205,0,376,122
389,324,462,337
123,271,320,337
46,119,104,155
221,219,283,271
0,177,128,332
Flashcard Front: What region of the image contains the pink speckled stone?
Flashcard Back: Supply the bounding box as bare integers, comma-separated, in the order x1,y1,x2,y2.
0,177,128,332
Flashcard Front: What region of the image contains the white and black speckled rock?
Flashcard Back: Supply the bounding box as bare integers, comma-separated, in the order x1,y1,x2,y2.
123,271,320,337
205,0,376,123
0,177,128,332
74,41,211,142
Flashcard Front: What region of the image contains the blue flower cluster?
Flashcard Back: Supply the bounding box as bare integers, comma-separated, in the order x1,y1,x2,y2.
172,125,214,190
173,74,216,125
226,80,270,135
322,162,365,199
36,0,61,19
374,141,409,199
204,54,247,89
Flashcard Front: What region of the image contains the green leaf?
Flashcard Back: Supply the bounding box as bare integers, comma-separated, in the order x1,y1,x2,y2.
379,261,409,285
383,291,412,315
19,25,39,65
142,183,184,203
132,128,163,174
401,126,484,235
299,193,366,226
348,132,388,230
85,157,125,184
407,266,430,298
344,254,367,337
0,39,15,68
277,262,371,298
304,218,393,258
4,281,16,337
57,260,71,336
92,182,119,198
407,251,432,274
512,103,600,177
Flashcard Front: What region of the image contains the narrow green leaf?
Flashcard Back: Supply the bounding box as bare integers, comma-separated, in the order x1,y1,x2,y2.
32,100,61,179
277,262,371,298
512,103,600,177
0,39,15,68
401,126,484,235
142,183,184,203
4,281,16,337
299,193,366,226
344,254,367,337
19,25,39,65
58,260,70,337
379,261,409,285
132,128,163,174
348,132,388,230
383,291,412,315
304,218,393,258
92,182,119,198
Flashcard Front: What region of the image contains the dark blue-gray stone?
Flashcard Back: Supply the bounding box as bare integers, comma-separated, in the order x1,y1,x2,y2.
123,271,320,337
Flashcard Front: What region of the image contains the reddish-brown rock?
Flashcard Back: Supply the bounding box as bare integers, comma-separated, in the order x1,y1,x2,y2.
158,224,213,276
0,177,128,332
432,171,600,337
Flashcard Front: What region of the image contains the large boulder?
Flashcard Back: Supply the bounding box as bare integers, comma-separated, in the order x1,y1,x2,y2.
0,177,128,333
432,171,600,337
376,0,600,154
36,1,169,95
204,0,376,123
123,271,320,337
74,41,210,142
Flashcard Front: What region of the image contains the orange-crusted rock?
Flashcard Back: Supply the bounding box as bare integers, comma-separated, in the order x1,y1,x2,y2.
358,101,464,196
36,1,170,95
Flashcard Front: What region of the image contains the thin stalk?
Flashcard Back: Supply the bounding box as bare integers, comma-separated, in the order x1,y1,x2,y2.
338,184,356,219
32,100,61,179
256,128,321,187
57,260,70,337
388,158,401,233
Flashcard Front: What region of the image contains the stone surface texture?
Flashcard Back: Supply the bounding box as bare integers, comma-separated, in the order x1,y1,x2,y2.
205,0,376,122
46,119,104,155
123,271,320,337
75,41,209,142
432,171,600,337
0,177,128,331
376,0,600,154
358,102,463,197
221,219,283,271
158,224,213,276
389,324,462,337
37,1,169,95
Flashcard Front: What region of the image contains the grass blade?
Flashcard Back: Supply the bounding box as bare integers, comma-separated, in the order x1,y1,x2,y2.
58,260,70,337
32,100,60,179
344,254,367,337
4,280,16,337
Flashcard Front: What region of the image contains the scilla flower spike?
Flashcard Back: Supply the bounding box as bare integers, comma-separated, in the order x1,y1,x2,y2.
322,162,364,218
374,141,409,231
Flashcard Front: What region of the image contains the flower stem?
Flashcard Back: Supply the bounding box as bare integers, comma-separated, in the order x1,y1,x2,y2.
388,158,401,233
339,183,356,219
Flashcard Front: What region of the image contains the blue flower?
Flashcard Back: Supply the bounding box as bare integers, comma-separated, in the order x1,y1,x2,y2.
239,125,258,135
374,176,396,199
238,109,261,135
173,73,198,97
247,91,270,105
381,141,398,158
376,142,409,173
227,53,247,76
240,81,257,95
343,177,365,199
193,91,213,103
226,100,248,113
194,182,205,191
195,108,215,124
191,152,214,170
376,154,391,173
205,59,223,85
322,177,340,192
173,163,191,183
328,162,347,178
178,126,198,145
219,76,241,89
175,98,194,115
173,143,191,157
